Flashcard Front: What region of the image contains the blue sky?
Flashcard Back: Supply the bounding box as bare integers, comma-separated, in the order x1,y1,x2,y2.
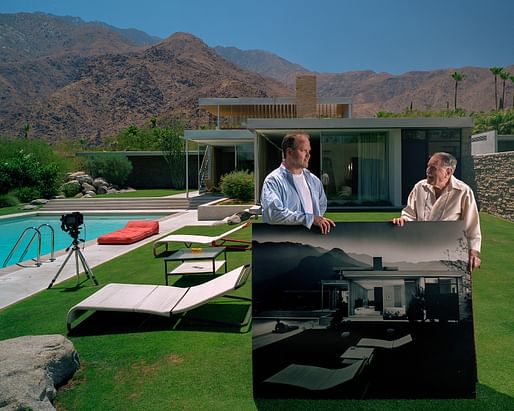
1,0,513,74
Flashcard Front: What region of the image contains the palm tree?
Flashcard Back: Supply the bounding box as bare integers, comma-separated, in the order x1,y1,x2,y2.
490,66,504,110
499,69,510,110
510,74,514,109
451,71,464,109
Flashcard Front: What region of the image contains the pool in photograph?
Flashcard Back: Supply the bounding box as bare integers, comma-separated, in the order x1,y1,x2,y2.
0,213,168,268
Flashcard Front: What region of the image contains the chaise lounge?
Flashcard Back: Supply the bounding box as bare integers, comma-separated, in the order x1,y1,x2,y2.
66,264,251,331
152,221,252,256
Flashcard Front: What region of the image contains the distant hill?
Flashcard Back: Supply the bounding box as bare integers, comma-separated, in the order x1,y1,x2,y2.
0,12,144,62
1,12,513,142
215,45,514,116
0,13,292,142
214,46,310,85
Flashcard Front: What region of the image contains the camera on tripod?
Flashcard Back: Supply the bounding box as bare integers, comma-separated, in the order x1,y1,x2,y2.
60,212,84,241
49,211,97,289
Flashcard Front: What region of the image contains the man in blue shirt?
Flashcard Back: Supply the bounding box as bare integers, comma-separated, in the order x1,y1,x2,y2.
260,132,335,234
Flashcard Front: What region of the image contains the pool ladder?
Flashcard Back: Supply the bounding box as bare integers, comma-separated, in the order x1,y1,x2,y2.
2,224,56,268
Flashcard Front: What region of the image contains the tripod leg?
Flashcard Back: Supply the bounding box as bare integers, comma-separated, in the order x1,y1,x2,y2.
77,249,99,285
47,248,75,289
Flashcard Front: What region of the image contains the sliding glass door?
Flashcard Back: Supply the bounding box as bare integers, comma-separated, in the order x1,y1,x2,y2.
321,132,389,206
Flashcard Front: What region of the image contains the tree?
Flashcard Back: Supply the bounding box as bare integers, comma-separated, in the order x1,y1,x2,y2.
499,69,510,110
23,123,31,139
158,120,186,189
490,66,504,110
510,74,514,109
451,71,464,109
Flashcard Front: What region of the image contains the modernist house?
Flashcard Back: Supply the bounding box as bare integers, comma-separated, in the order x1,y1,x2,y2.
327,258,471,323
185,75,475,208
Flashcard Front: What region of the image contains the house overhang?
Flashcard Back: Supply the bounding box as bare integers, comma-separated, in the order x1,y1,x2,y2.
342,270,464,280
184,129,255,146
247,117,474,133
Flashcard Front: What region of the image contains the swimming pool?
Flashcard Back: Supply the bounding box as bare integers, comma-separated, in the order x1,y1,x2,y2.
1,213,168,268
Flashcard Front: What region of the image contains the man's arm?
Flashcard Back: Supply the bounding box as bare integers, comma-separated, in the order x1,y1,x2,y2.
462,188,482,272
392,187,418,226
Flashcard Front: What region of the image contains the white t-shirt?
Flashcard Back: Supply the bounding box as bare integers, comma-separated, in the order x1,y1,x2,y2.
292,172,313,214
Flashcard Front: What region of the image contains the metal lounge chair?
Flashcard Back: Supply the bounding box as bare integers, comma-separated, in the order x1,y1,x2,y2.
66,264,251,331
152,221,252,256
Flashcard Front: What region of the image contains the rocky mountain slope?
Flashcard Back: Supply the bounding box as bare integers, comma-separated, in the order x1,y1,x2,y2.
1,12,512,142
0,13,292,142
215,46,514,116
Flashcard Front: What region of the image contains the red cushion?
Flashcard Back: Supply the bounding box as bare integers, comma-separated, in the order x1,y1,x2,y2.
97,220,159,245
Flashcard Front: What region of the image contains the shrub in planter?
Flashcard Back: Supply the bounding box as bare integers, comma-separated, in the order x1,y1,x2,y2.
220,170,254,202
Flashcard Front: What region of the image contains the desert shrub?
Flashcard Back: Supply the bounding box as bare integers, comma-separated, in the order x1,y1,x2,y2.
0,194,19,208
0,138,68,197
84,155,133,187
60,181,81,198
10,186,40,203
220,170,254,202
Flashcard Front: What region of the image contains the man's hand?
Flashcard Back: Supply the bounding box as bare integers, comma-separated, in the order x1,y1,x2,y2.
392,217,407,226
313,216,336,234
468,249,481,273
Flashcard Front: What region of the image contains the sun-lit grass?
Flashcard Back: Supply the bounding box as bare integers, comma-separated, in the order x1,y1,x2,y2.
0,212,512,410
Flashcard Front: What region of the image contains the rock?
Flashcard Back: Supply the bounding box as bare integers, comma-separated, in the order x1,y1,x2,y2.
0,334,80,411
81,182,95,193
21,204,39,210
96,186,108,194
92,178,108,188
66,171,88,181
31,198,49,205
75,174,93,185
74,192,83,198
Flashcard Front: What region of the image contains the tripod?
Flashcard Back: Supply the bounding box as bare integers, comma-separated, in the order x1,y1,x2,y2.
47,238,98,289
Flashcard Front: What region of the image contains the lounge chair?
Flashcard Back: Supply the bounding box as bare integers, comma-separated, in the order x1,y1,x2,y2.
263,360,364,390
356,334,412,349
66,264,251,331
152,221,252,256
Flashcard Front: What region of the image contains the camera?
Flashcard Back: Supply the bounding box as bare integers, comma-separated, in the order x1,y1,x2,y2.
61,212,84,241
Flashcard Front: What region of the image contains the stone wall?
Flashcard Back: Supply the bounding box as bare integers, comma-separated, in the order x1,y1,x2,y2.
473,151,514,221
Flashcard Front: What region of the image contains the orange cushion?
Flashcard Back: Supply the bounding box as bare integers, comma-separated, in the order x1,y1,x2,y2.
97,221,159,245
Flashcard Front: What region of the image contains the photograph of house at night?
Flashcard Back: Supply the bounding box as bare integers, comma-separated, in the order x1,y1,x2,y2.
252,222,476,399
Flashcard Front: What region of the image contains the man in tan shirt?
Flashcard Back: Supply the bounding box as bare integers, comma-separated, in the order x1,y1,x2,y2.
393,152,482,272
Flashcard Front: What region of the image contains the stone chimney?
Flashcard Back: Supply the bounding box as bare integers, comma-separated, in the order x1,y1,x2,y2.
296,74,317,118
373,257,383,271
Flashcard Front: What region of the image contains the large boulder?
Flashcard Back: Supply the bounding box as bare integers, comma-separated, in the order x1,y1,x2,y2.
0,334,80,411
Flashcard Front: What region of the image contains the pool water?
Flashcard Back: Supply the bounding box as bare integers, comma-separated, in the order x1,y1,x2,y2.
1,214,165,268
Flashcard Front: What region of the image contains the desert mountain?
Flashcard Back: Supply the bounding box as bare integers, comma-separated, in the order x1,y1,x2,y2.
1,12,513,143
0,14,292,142
0,12,152,63
214,46,514,116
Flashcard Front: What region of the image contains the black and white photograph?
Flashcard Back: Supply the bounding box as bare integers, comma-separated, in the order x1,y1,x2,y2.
252,221,476,399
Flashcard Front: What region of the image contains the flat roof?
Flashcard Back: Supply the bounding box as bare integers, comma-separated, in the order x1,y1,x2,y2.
199,97,352,105
184,129,254,145
247,117,474,130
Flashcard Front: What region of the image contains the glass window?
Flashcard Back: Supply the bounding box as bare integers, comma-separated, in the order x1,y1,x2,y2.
321,132,389,206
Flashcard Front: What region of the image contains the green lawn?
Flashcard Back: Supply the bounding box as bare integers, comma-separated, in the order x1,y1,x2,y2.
0,213,512,410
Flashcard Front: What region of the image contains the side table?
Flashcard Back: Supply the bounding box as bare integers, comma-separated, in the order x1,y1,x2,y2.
163,247,227,285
